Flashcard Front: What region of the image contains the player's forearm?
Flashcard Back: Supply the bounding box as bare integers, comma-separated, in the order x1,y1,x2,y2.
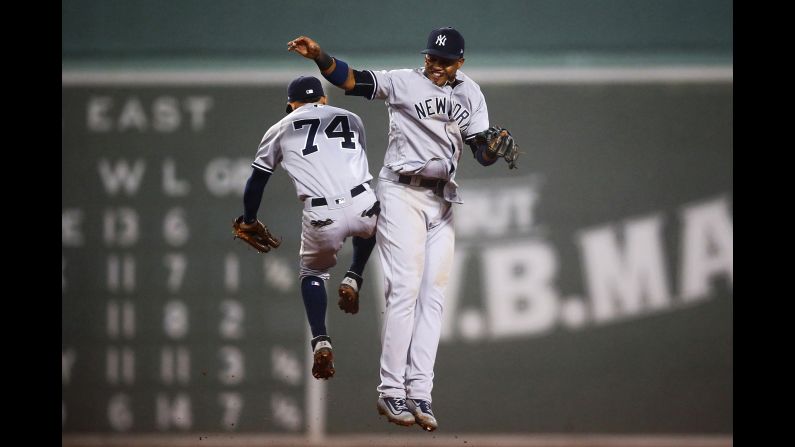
243,169,271,223
315,50,355,91
475,149,498,166
468,140,498,166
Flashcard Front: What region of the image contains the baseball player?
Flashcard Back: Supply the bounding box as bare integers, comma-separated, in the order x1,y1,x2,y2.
234,75,380,380
288,27,519,430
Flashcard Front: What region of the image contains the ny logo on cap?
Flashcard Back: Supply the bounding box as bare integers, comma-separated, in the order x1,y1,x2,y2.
436,35,447,46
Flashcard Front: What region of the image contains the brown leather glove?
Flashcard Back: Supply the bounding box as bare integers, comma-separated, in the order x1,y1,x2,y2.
232,216,281,253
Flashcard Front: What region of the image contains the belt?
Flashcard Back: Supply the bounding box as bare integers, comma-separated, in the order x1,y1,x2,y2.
397,175,447,191
310,183,367,207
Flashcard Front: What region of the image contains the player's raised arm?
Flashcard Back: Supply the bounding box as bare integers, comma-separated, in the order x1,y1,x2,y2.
287,36,357,92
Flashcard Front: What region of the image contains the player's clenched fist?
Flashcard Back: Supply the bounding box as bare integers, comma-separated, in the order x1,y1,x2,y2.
287,36,322,60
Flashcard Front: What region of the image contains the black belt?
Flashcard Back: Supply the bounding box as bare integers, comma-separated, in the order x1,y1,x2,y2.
310,183,367,207
397,175,447,191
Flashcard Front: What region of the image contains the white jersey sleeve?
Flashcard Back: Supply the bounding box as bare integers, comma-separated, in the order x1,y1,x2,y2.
252,121,284,174
463,90,490,141
370,69,415,102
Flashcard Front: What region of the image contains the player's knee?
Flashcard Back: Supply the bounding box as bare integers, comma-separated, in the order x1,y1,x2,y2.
299,268,331,281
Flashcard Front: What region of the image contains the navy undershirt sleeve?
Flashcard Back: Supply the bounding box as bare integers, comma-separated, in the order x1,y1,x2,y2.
345,69,376,99
467,139,498,166
243,168,272,223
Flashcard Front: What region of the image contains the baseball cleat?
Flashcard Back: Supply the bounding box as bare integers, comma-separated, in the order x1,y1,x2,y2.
406,398,438,431
338,271,362,314
311,335,335,379
377,397,416,426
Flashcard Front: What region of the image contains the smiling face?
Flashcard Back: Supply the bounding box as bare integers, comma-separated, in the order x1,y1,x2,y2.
423,54,465,86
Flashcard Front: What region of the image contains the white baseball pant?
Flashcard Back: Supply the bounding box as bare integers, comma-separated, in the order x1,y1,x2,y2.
375,178,455,402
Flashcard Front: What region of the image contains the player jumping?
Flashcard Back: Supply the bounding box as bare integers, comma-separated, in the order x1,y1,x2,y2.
288,27,519,430
234,76,380,380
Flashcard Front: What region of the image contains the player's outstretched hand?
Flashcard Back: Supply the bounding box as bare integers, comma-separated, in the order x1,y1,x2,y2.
287,36,321,60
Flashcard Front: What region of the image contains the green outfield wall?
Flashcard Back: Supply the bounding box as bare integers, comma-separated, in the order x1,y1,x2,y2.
62,77,732,436
63,0,732,68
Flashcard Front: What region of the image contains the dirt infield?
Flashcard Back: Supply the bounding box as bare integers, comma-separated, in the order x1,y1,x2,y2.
61,433,732,447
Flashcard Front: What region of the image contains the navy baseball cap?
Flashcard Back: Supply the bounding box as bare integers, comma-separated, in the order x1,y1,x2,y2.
421,27,465,60
287,76,325,102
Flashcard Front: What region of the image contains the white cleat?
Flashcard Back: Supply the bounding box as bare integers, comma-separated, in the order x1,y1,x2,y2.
407,398,438,432
377,397,416,426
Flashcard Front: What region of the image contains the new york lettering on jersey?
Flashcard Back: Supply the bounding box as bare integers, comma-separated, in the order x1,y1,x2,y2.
412,96,472,131
352,68,488,185
368,68,487,139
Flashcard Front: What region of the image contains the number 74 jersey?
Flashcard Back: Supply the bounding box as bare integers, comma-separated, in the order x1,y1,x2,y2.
251,103,374,200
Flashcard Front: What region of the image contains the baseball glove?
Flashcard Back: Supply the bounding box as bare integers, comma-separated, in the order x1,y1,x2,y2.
232,216,282,253
477,126,520,169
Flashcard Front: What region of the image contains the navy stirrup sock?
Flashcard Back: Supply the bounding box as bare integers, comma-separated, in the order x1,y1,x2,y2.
301,276,328,338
